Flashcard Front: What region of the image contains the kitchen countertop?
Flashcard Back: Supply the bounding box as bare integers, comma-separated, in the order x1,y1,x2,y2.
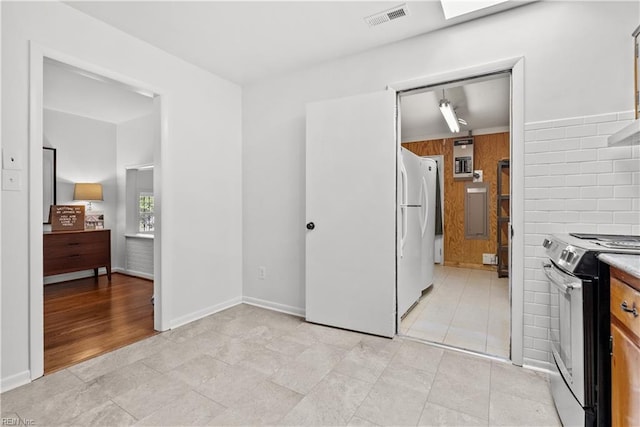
598,253,640,278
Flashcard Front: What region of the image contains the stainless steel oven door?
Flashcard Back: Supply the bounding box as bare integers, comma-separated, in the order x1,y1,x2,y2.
545,260,584,405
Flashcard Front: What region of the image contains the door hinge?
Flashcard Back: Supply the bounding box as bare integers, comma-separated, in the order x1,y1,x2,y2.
609,335,613,356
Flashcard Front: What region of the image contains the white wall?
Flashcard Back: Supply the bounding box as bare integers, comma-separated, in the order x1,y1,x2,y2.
242,1,639,366
42,109,117,283
116,113,156,270
522,112,640,368
1,1,242,390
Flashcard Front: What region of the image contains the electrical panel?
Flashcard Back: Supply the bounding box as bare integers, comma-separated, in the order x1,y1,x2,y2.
453,138,474,180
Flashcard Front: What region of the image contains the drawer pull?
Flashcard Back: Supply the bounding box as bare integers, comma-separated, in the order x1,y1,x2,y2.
68,243,81,246
621,301,639,317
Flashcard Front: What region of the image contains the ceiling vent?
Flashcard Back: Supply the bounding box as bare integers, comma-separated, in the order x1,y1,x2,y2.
365,4,409,27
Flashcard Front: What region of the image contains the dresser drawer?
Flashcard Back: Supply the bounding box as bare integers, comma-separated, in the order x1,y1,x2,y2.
44,231,109,249
44,252,107,271
611,274,640,339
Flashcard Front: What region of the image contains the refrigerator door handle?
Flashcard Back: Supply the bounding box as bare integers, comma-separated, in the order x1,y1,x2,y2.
400,159,408,258
420,177,429,236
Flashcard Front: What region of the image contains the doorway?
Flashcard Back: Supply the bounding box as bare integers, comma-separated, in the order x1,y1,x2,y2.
29,43,167,379
396,71,513,359
303,57,524,364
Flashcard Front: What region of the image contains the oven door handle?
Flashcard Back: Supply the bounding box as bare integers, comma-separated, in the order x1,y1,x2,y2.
543,262,582,294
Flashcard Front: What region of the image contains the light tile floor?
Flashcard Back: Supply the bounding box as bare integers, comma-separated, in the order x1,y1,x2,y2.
401,266,510,358
1,303,560,426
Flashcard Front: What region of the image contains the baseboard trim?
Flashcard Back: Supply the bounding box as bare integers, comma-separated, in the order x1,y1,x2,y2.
169,296,242,329
43,267,109,285
523,358,554,373
1,370,31,393
242,296,305,318
443,261,497,272
113,267,154,281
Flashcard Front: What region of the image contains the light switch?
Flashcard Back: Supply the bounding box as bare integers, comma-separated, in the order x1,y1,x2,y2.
2,149,22,170
2,170,21,191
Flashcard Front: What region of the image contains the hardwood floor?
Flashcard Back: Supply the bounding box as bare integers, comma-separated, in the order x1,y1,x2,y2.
44,273,156,374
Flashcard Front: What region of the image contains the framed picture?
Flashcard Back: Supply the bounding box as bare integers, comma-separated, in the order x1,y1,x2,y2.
85,212,105,230
43,147,57,224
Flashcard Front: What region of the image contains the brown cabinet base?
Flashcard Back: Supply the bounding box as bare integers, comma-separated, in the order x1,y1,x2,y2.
610,266,640,427
44,229,111,281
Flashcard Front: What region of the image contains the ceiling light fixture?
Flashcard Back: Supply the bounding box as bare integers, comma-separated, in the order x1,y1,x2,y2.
439,92,460,133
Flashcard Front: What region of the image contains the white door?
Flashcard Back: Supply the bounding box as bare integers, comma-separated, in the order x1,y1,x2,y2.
306,90,396,337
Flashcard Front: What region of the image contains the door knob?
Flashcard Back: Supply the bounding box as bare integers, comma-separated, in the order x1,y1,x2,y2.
306,222,315,230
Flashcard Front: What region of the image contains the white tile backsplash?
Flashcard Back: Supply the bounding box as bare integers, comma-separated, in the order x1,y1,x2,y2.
614,185,640,198
580,136,608,149
549,163,580,175
565,125,597,139
597,146,633,160
580,160,613,174
566,149,598,163
523,110,639,368
547,138,580,152
583,113,617,124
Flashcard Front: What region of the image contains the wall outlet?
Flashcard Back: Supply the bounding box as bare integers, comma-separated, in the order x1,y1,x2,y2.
2,170,21,191
258,266,266,280
482,253,497,265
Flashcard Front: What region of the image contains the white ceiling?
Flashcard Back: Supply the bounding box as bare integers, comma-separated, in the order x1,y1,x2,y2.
66,1,535,85
51,1,527,130
400,73,511,141
44,58,154,124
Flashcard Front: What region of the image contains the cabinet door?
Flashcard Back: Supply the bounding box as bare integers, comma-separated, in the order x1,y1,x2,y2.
611,321,640,427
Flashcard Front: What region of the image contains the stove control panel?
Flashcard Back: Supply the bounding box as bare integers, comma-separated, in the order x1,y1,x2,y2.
543,235,588,273
561,248,578,264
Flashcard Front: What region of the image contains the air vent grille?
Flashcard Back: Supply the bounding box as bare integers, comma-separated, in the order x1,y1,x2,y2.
365,4,409,27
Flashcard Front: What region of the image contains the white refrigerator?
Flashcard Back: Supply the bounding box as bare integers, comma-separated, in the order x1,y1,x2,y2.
398,148,436,317
418,157,437,292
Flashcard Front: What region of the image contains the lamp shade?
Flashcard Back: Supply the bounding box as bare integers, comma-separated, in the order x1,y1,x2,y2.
73,183,103,201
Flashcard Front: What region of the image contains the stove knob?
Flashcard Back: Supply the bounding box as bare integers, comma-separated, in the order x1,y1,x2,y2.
566,250,577,263
542,238,552,249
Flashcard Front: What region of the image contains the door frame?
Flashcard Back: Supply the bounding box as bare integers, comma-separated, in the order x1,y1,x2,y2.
389,57,524,365
28,41,170,379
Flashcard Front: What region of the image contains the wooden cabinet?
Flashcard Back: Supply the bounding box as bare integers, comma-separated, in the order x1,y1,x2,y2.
610,266,640,426
44,230,111,281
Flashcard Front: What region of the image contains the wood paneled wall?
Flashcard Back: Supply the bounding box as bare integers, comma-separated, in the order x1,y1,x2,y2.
403,132,510,270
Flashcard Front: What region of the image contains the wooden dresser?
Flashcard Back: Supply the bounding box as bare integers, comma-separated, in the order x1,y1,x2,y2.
43,229,111,281
610,265,640,426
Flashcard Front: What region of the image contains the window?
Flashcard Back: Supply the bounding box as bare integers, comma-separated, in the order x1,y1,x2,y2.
139,192,154,233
